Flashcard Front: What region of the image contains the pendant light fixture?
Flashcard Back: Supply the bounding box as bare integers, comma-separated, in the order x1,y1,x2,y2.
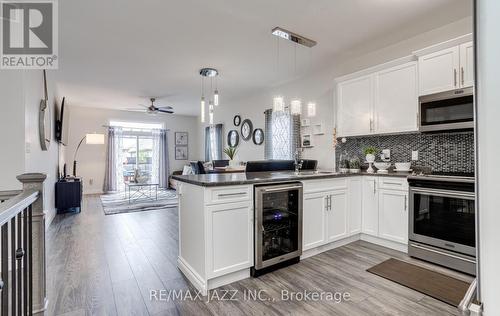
290,99,302,115
214,76,219,106
273,96,285,112
307,101,316,117
199,68,219,125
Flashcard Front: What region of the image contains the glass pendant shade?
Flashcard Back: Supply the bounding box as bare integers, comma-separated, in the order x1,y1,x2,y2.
214,89,219,106
273,96,285,113
307,102,316,117
209,101,214,125
200,97,206,123
291,99,302,115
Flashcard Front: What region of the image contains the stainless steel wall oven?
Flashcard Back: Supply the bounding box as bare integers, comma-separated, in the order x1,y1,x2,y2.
252,182,303,276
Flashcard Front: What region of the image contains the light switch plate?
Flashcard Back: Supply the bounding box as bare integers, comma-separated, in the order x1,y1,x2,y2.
412,150,418,161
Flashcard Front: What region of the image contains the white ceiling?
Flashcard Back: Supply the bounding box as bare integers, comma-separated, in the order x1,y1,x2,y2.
55,0,472,116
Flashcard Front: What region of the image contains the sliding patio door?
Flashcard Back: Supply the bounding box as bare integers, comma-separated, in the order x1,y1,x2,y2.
118,133,155,190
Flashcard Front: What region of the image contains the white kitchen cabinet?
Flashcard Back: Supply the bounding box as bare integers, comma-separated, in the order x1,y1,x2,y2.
460,42,474,88
207,202,253,278
362,177,379,236
378,189,409,244
374,62,418,133
337,61,418,137
418,41,474,95
337,75,373,137
418,46,459,95
348,178,362,235
303,192,328,250
326,190,348,242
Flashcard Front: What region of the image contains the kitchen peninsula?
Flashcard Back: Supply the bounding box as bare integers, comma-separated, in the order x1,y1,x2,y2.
173,170,411,295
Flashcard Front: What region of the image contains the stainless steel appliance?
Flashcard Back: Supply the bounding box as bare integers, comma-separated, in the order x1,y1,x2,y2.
252,182,303,276
408,172,476,274
419,87,474,132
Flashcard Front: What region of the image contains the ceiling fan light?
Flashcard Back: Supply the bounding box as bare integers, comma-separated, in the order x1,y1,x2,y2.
307,102,316,117
214,89,219,106
273,96,285,113
291,99,302,115
200,97,206,123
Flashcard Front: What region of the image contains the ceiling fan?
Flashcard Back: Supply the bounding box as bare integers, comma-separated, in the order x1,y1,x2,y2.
126,97,174,114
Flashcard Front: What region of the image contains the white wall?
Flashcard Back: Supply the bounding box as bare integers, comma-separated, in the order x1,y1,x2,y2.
65,106,199,194
0,71,26,191
201,17,473,170
23,70,60,228
0,69,60,227
477,1,500,314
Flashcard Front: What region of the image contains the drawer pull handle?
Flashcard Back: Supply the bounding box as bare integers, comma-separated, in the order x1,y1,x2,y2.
218,192,247,197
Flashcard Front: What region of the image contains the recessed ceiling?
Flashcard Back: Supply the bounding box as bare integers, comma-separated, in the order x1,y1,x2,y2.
55,0,472,115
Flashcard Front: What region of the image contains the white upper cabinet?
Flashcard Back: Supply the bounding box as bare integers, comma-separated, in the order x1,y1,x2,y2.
418,41,474,95
418,46,460,95
336,61,418,137
374,62,418,134
337,75,373,137
460,42,474,88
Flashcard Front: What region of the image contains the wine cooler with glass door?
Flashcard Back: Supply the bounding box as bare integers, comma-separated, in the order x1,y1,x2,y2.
252,182,303,276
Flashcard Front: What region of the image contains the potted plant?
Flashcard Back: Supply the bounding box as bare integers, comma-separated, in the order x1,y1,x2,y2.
224,147,239,168
349,157,361,173
363,146,378,173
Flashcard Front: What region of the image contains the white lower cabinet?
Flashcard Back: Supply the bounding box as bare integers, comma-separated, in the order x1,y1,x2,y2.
326,190,348,242
362,177,379,236
302,189,348,249
207,201,253,278
378,189,409,244
348,178,362,235
303,192,328,250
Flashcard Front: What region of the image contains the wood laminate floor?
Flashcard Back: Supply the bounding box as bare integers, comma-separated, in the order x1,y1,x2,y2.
47,195,472,316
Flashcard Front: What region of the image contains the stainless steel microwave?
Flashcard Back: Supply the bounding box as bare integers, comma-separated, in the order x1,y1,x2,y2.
418,87,474,132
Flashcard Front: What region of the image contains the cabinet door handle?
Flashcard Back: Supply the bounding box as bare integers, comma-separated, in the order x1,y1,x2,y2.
404,195,407,211
373,180,376,194
454,69,457,87
461,67,465,86
329,195,332,211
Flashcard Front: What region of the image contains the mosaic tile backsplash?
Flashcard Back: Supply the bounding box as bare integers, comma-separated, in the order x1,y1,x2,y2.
335,131,474,173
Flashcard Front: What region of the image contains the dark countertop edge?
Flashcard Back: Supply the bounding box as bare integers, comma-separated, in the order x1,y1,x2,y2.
171,171,411,187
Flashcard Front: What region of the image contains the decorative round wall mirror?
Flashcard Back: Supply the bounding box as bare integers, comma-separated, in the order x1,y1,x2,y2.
39,70,51,151
227,130,240,147
240,119,253,141
253,128,264,145
233,115,241,126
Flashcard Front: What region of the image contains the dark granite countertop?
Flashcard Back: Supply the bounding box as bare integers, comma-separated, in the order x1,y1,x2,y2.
172,170,411,187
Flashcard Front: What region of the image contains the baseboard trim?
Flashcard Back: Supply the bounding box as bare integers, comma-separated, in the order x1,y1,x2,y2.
177,256,207,295
301,235,360,260
360,234,408,253
207,269,250,291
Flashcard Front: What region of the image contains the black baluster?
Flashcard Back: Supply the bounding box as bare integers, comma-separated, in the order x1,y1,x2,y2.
23,209,28,316
1,223,8,316
17,213,23,316
11,217,16,315
28,206,33,316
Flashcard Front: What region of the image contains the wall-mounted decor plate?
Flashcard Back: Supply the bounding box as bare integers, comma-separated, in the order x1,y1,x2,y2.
227,130,240,147
253,128,264,145
233,115,241,126
241,119,253,141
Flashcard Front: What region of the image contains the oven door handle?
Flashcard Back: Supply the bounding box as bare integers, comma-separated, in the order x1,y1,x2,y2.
261,185,303,193
409,187,475,199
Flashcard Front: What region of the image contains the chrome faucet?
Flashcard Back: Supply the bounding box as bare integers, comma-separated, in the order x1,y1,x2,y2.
294,150,303,174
